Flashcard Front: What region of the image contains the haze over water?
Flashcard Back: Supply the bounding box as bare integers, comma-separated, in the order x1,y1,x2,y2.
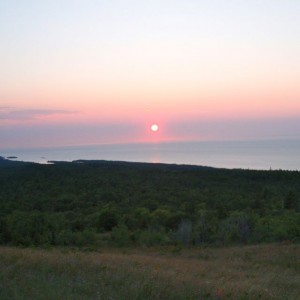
2,139,300,171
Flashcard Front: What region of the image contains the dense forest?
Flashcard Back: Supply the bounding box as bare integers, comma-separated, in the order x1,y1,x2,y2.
0,156,299,248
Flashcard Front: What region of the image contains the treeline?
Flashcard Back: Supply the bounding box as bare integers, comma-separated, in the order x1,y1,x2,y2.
0,159,299,247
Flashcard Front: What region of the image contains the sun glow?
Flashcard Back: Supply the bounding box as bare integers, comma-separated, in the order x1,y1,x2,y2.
151,124,159,132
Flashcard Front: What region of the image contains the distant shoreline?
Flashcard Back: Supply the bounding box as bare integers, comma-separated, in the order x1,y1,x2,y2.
1,156,300,173
1,139,300,171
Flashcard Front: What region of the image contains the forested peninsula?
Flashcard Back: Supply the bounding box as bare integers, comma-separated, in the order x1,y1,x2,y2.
0,157,299,247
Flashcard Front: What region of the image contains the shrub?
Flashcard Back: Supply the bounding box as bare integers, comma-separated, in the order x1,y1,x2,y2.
136,229,171,247
56,229,97,247
111,224,132,247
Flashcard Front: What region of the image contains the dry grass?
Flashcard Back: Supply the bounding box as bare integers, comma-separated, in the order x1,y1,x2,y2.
0,244,299,299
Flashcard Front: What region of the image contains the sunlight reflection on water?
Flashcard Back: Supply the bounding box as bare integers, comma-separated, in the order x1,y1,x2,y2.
1,139,300,170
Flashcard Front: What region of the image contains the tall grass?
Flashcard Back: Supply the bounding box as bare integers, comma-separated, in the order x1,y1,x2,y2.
0,244,299,299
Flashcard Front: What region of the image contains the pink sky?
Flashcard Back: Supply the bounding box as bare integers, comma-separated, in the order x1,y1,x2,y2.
1,1,300,149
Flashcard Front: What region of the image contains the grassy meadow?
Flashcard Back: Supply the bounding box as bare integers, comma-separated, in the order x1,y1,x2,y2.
0,244,299,299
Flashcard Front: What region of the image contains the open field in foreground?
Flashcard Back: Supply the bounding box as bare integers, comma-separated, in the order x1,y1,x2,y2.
0,244,299,299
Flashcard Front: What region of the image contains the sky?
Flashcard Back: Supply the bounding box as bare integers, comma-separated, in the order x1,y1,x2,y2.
1,0,300,149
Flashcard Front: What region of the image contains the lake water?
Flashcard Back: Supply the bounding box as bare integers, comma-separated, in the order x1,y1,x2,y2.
1,139,300,171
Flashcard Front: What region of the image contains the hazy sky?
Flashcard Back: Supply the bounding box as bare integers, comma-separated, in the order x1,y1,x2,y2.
1,0,300,149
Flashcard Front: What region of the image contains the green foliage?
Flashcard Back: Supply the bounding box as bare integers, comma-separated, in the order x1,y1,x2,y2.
193,209,219,244
0,160,299,247
5,211,53,246
217,211,253,245
125,207,151,230
135,229,171,247
284,191,299,211
56,229,97,247
111,224,132,247
96,205,120,231
150,208,172,228
254,211,300,242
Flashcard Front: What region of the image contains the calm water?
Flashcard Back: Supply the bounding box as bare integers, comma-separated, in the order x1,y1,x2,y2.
1,139,300,170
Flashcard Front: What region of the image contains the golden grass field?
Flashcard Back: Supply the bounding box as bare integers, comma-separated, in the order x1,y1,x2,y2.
0,244,299,299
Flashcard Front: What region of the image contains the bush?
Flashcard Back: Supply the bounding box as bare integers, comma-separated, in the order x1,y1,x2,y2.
96,206,120,231
193,210,219,245
217,212,253,245
254,211,300,242
136,229,171,247
5,211,53,246
111,224,132,247
56,229,97,247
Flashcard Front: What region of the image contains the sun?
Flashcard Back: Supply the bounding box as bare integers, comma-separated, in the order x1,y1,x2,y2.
151,124,159,132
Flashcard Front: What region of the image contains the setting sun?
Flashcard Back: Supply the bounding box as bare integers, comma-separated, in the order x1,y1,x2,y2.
151,124,159,132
